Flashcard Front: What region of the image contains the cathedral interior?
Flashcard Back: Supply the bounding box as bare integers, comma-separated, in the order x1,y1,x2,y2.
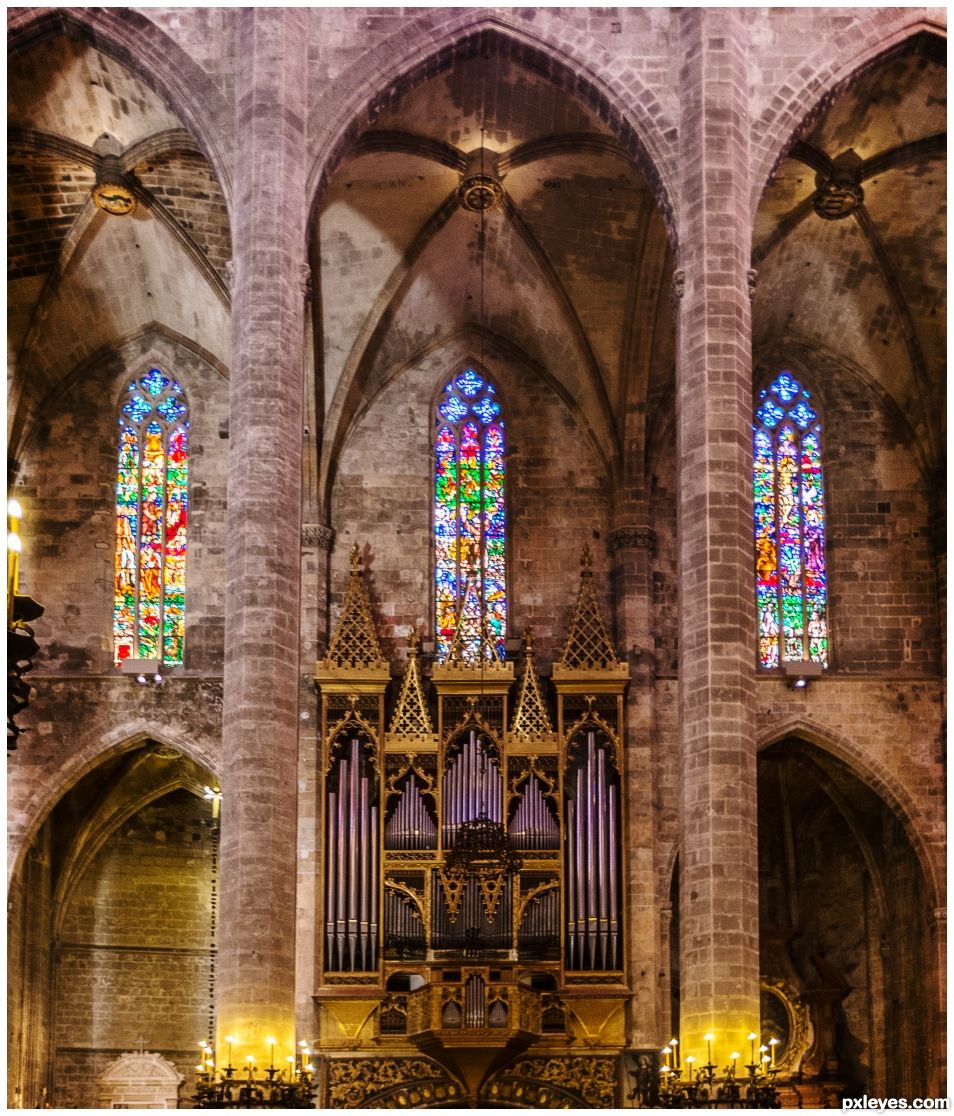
6,6,947,1110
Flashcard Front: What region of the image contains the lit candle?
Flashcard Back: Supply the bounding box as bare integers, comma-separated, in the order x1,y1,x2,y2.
685,1055,695,1083
748,1032,757,1064
224,1035,235,1068
769,1037,778,1066
730,1052,739,1075
662,1046,672,1069
670,1038,679,1069
267,1037,276,1071
245,1054,255,1079
704,1033,713,1065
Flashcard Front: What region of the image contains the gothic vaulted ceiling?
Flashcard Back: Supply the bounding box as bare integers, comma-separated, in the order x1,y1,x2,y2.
314,48,675,490
8,28,945,486
754,36,946,474
7,31,232,460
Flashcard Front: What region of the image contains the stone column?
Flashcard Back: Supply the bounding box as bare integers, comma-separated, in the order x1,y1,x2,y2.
674,9,761,1063
612,522,662,1048
217,7,308,1062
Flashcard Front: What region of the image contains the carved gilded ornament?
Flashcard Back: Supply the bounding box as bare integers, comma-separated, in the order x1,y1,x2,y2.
324,710,380,776
92,181,137,215
318,545,388,674
563,703,621,772
322,999,378,1041
553,546,627,677
386,630,435,739
510,629,556,739
383,752,435,806
568,997,625,1044
327,1057,461,1109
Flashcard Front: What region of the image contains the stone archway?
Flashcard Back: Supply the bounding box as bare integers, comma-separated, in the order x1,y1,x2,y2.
756,738,936,1100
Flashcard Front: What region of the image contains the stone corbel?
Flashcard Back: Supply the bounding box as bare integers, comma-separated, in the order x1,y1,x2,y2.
747,268,758,301
611,526,657,555
302,523,335,551
669,268,685,317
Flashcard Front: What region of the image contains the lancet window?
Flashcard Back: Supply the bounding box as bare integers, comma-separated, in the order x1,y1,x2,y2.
754,370,829,669
434,367,507,661
113,367,189,664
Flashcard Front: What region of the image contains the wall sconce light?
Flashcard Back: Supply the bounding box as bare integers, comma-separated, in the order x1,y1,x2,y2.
781,661,823,690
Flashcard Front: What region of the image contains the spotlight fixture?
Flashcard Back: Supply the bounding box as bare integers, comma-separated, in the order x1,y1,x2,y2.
781,661,823,690
120,658,165,686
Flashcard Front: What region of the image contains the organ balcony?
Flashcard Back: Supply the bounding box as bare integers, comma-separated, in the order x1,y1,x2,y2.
405,974,542,1047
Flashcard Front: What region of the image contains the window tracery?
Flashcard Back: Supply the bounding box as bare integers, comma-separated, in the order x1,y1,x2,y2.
753,370,828,669
433,368,507,661
113,367,189,664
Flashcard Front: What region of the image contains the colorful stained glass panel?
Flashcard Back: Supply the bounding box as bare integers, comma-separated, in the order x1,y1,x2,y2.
433,369,507,661
753,371,828,670
113,369,189,666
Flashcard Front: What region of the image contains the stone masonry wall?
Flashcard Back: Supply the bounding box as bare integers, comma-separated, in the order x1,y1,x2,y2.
13,331,229,676
328,340,613,672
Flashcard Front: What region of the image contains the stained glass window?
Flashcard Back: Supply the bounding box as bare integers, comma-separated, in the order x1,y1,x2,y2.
434,368,506,661
754,371,828,669
113,368,189,665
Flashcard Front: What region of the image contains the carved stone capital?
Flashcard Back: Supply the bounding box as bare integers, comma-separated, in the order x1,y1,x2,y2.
611,526,657,554
224,258,235,292
302,523,335,551
299,263,312,298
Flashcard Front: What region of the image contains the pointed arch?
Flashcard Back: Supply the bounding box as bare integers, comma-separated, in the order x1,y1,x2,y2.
7,722,220,887
756,716,943,911
7,7,233,207
752,18,946,217
305,12,677,243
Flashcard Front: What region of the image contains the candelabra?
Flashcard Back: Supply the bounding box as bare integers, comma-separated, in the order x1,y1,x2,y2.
192,1043,318,1109
630,1035,782,1109
655,1060,781,1109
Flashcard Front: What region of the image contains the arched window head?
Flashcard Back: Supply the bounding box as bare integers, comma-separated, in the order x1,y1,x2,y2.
754,370,828,670
113,367,189,665
434,367,507,662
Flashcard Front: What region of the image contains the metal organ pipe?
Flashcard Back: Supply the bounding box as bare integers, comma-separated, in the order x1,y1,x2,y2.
442,732,503,848
566,799,576,967
512,775,558,850
347,742,360,969
324,738,377,971
596,744,608,969
326,791,337,968
358,774,369,969
335,753,348,968
608,783,618,969
565,732,620,971
385,772,436,850
586,739,598,969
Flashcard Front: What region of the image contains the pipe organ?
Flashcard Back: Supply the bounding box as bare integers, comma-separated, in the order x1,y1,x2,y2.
314,546,630,1107
325,736,379,972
